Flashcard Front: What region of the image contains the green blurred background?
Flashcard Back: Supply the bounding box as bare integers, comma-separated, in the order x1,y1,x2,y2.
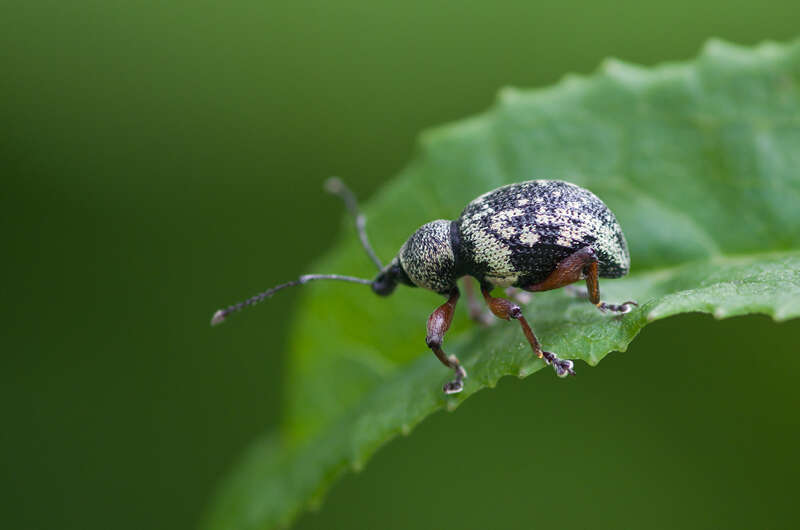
3,2,799,529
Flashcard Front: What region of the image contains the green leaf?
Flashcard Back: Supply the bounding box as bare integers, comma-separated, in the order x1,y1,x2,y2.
202,38,800,530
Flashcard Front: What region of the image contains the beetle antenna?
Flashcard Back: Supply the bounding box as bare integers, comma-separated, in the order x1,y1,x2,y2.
324,177,383,270
211,274,372,326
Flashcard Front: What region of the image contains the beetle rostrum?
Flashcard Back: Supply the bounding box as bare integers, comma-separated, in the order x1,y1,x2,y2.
212,178,636,395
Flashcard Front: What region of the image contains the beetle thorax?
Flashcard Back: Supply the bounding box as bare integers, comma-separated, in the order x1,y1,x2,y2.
398,220,457,294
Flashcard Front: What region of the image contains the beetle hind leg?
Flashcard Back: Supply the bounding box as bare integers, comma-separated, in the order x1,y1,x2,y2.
526,246,637,314
426,288,468,394
582,252,637,313
480,286,575,377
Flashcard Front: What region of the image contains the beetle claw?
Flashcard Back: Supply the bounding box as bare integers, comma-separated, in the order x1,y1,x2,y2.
443,380,464,394
542,351,576,377
598,300,638,314
443,360,467,394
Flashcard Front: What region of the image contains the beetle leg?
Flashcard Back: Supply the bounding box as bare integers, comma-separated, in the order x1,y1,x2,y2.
480,286,575,377
426,288,468,394
563,284,589,299
462,278,493,326
581,251,638,314
526,247,637,314
504,286,532,305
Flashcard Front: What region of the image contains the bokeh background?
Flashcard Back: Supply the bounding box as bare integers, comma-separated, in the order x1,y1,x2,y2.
3,2,800,529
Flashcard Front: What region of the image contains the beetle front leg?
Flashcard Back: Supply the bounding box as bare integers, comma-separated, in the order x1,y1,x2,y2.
527,247,637,314
426,288,468,394
480,286,575,377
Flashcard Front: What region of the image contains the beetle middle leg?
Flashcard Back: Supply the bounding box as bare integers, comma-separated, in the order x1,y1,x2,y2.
504,286,532,305
461,278,493,326
426,287,468,394
480,286,575,377
526,247,637,314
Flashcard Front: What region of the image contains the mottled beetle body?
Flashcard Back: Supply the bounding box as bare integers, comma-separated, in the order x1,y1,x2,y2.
458,180,629,288
213,179,636,394
381,180,629,296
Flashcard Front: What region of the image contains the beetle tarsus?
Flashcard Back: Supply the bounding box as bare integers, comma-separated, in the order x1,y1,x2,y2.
542,351,575,377
597,300,638,314
443,360,467,394
426,289,469,394
480,287,577,379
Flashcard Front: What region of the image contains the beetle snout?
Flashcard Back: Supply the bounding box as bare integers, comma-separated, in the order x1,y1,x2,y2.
371,272,398,296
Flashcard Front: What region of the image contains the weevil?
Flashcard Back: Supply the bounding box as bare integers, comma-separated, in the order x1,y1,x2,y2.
211,178,636,394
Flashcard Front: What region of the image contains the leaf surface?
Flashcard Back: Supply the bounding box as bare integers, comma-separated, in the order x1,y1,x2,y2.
203,39,800,530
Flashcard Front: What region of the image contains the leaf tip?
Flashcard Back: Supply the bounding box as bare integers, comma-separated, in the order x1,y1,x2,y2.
702,37,792,62
701,38,748,60
752,40,786,57
774,305,798,322
497,86,523,104
600,57,647,84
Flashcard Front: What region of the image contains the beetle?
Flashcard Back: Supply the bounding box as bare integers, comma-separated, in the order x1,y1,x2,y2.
211,178,636,394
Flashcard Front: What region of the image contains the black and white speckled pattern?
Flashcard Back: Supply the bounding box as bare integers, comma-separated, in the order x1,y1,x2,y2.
456,180,629,288
398,220,457,294
383,180,630,294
